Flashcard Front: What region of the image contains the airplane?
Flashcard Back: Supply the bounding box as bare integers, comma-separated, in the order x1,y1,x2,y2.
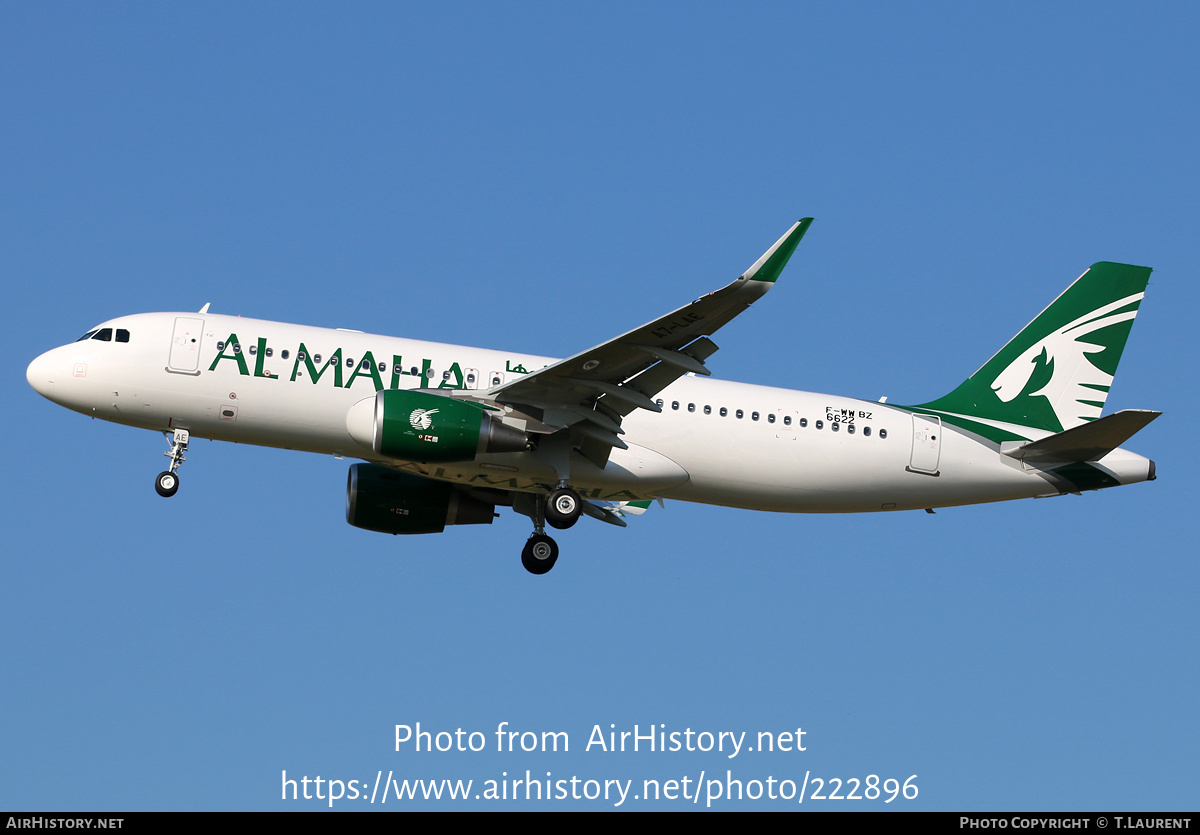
26,219,1159,574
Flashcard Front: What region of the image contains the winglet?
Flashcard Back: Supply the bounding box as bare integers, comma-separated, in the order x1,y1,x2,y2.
742,218,814,283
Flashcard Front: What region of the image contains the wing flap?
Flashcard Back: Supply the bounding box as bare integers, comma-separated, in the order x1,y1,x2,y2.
580,500,629,527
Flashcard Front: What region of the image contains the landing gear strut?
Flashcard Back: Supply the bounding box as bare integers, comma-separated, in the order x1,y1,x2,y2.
518,491,563,574
155,428,189,498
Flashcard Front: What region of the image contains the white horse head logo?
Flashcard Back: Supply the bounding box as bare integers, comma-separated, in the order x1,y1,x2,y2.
409,408,439,430
990,293,1142,430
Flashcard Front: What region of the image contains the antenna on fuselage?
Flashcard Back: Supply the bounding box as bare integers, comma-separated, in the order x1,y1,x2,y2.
198,303,211,314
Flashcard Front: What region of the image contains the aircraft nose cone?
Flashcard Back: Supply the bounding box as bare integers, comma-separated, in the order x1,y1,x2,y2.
26,350,57,399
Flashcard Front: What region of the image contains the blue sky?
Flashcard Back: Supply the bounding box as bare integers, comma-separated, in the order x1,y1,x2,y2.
3,3,1197,810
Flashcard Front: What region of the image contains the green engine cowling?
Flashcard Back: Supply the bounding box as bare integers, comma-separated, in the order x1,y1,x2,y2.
347,389,528,463
346,463,496,534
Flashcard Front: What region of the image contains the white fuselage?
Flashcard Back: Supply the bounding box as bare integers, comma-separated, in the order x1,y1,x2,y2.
26,311,1154,512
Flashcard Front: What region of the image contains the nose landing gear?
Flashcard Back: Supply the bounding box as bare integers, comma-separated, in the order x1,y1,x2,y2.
155,428,189,498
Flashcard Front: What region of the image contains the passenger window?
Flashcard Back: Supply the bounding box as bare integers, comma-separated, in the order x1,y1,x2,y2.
249,345,257,355
672,401,679,410
687,403,695,412
703,405,711,415
93,328,113,342
736,409,744,419
656,399,664,408
282,350,289,360
313,354,322,364
379,362,387,372
116,329,130,343
879,428,888,439
751,411,759,421
265,347,273,357
346,357,354,367
490,375,500,385
232,342,241,353
784,415,792,426
816,420,824,429
467,372,476,384
720,407,728,417
442,370,451,380
847,424,855,434
863,426,871,436
768,413,775,424
832,422,839,432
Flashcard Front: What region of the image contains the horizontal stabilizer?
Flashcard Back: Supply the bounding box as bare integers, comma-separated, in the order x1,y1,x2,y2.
1002,409,1161,463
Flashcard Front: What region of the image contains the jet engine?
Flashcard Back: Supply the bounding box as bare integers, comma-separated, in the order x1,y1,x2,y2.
346,389,528,463
346,463,496,535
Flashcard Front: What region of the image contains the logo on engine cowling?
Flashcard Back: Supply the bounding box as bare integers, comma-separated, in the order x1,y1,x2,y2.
409,408,439,430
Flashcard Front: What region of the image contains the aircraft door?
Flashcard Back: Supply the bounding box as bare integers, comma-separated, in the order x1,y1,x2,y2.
168,317,205,374
908,414,942,475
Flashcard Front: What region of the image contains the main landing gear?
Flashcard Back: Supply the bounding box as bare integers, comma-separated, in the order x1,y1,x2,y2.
155,428,189,498
545,485,583,530
521,533,559,575
519,486,582,575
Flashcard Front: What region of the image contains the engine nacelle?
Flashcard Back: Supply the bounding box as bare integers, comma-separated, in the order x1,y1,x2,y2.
346,390,528,463
346,463,496,535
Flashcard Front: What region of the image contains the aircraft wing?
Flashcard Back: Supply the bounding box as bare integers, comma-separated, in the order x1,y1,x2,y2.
482,219,813,463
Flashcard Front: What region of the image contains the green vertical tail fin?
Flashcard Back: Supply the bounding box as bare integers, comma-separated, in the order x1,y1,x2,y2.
917,261,1152,434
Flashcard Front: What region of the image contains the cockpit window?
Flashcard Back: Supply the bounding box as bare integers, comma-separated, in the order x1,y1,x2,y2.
92,328,113,342
116,329,130,343
76,329,99,342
